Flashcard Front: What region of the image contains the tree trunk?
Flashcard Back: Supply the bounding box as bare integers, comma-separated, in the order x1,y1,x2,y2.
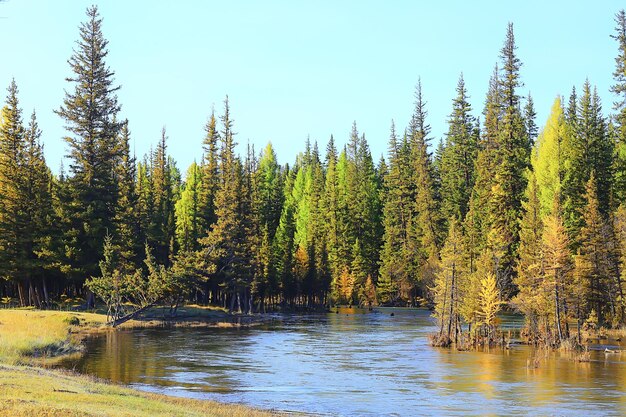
110,303,157,327
555,277,563,344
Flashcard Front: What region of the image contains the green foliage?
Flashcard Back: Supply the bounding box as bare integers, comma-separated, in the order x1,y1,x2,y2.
175,162,202,253
532,98,566,217
55,6,122,280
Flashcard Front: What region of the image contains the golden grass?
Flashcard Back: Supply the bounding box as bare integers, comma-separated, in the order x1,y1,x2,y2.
0,310,108,363
0,309,289,416
0,364,283,417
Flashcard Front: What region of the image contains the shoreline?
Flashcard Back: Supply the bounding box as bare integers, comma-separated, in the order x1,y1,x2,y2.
0,307,287,417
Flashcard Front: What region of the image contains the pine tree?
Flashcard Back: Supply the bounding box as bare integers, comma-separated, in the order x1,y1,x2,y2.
273,167,297,305
432,218,466,343
199,97,246,311
542,199,572,343
478,271,502,340
55,5,122,283
256,143,283,239
440,74,479,223
0,80,26,298
323,136,342,291
378,122,410,304
612,204,626,323
578,174,613,323
198,110,220,235
563,81,613,244
532,97,566,216
56,6,120,284
524,92,538,147
114,120,141,269
407,81,442,303
175,162,202,253
0,83,55,307
611,10,626,203
494,22,529,293
149,128,176,265
513,171,544,339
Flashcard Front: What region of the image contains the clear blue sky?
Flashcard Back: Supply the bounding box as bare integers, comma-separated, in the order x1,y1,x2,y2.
0,1,620,174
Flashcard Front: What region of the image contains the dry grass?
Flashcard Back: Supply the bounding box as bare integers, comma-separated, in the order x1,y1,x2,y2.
582,325,626,342
0,310,108,363
0,364,283,417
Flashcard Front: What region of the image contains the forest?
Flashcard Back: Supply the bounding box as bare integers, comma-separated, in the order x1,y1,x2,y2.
2,6,626,347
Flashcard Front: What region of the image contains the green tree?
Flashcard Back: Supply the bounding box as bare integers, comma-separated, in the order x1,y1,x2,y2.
562,81,613,244
114,120,141,269
198,110,220,234
611,10,626,203
439,74,479,223
55,5,122,284
532,97,566,216
175,162,202,253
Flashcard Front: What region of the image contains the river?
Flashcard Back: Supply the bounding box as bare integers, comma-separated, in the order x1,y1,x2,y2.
60,308,626,416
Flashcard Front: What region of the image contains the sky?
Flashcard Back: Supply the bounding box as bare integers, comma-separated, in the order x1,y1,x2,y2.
0,1,621,175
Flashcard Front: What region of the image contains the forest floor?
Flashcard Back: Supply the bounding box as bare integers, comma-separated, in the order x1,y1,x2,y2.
0,308,284,417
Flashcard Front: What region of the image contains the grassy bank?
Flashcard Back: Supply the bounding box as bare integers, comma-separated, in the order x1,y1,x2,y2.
0,364,280,417
0,309,107,364
0,308,283,417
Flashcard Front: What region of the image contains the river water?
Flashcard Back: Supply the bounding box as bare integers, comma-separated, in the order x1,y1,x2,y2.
61,308,626,416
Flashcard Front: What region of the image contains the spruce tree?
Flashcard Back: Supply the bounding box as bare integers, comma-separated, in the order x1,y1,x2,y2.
114,120,141,269
198,110,220,234
440,74,479,223
0,80,25,296
55,5,122,282
611,10,626,203
562,81,613,244
175,162,202,253
513,171,544,338
409,81,442,297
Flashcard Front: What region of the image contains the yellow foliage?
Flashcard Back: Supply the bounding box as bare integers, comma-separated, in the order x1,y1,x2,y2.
478,272,501,328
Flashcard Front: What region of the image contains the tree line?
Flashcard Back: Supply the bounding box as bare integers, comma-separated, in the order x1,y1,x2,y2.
2,6,626,342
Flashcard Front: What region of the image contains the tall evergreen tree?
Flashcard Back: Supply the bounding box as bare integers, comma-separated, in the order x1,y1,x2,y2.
409,81,442,297
532,97,566,217
198,110,220,235
175,162,202,253
440,74,479,223
113,120,141,269
611,10,626,203
55,5,122,283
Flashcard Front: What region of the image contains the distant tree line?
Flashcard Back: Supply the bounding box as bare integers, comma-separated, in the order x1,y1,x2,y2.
2,6,626,343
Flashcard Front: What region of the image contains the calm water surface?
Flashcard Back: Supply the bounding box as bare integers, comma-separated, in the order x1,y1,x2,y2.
61,308,626,416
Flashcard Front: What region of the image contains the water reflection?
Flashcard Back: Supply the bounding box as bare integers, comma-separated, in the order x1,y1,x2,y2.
61,308,626,416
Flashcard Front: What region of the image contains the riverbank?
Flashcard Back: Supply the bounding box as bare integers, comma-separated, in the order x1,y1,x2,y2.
0,308,283,416
0,363,282,417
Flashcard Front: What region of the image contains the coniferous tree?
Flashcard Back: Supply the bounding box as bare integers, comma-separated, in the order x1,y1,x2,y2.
0,80,26,301
149,128,176,265
378,122,409,304
542,199,572,343
199,97,246,311
114,120,141,269
513,171,544,340
440,74,479,223
562,81,613,244
611,10,626,203
578,174,613,322
55,5,122,284
532,97,566,216
198,110,220,235
175,162,202,253
432,218,466,344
